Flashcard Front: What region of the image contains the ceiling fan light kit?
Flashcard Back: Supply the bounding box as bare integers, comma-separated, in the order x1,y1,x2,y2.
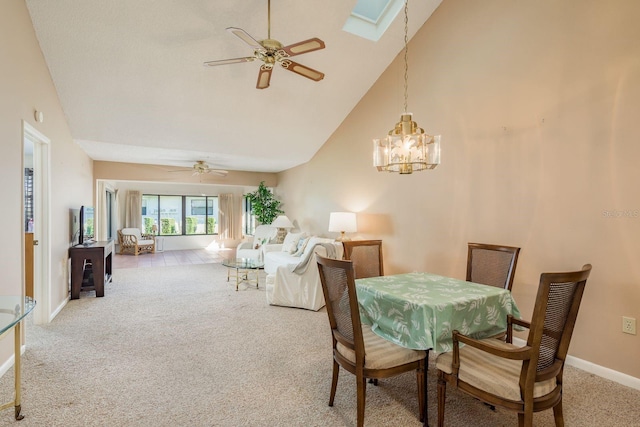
168,161,228,177
204,0,326,89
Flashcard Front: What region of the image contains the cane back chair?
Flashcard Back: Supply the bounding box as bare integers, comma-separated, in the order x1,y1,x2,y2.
436,264,592,427
316,255,427,427
467,243,521,291
342,240,384,279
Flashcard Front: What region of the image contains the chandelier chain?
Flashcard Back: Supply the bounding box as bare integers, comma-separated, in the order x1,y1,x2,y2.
372,0,441,174
403,0,409,113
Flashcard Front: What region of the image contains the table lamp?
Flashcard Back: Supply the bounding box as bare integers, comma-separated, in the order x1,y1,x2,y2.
328,212,357,241
271,215,294,244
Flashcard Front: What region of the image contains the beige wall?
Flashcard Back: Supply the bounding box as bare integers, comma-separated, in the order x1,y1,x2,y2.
93,161,277,188
278,0,640,379
0,0,94,365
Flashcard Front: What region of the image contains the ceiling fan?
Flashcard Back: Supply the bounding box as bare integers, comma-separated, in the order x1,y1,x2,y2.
203,0,325,89
168,161,228,177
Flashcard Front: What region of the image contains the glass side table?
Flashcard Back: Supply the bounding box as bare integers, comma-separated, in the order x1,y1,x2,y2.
0,296,36,420
222,258,264,291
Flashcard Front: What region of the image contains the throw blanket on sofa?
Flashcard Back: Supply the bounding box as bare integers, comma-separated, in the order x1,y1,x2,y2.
290,242,337,274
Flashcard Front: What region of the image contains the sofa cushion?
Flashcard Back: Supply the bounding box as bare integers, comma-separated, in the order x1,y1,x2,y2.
282,232,305,253
292,236,311,256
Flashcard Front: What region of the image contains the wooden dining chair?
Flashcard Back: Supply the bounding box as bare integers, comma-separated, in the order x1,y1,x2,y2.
342,240,384,279
316,255,427,427
436,264,592,427
466,243,521,291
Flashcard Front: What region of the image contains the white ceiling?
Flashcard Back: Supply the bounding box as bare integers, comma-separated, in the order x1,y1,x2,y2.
26,0,441,173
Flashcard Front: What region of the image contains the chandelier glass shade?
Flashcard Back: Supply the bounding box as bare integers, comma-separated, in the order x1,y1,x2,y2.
373,0,441,174
373,113,440,174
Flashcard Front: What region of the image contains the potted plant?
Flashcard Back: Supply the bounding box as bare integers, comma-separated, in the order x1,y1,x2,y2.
246,181,284,225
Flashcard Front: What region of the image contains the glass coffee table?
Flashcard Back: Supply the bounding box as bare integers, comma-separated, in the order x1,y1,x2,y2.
222,258,264,291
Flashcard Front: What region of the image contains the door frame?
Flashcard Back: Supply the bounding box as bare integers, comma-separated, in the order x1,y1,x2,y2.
23,121,51,324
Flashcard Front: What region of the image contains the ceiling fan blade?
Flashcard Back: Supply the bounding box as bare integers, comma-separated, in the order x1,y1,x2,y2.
226,27,263,50
207,169,229,176
203,56,255,67
281,38,325,57
280,60,324,82
256,66,272,89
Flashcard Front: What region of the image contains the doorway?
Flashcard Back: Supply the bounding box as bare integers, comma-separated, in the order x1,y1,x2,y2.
23,121,51,324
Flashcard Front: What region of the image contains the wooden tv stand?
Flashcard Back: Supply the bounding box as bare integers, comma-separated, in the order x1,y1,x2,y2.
69,240,113,299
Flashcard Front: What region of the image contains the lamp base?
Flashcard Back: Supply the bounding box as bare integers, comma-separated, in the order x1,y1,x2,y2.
335,232,351,242
275,228,287,244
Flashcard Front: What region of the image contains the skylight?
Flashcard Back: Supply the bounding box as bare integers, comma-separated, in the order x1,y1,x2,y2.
343,0,404,41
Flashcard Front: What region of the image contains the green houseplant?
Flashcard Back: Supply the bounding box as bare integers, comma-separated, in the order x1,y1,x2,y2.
246,181,283,225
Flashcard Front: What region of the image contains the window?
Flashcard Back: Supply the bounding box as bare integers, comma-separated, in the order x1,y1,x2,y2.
185,196,218,235
243,196,255,236
160,196,182,236
142,195,159,234
343,0,404,41
142,194,219,236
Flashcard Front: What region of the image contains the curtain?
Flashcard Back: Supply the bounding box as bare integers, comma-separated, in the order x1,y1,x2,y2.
125,190,142,229
218,193,242,240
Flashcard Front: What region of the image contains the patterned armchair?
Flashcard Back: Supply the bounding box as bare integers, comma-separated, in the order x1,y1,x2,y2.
117,228,156,255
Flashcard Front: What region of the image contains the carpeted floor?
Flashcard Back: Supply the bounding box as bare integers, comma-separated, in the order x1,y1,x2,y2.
0,263,638,426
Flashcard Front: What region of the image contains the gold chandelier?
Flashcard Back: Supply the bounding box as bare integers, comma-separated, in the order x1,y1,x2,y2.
373,0,440,174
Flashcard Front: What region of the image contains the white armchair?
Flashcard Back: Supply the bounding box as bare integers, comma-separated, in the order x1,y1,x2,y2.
236,224,278,262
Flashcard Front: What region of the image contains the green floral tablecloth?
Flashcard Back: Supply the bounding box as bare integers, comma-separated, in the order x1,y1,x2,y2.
356,272,521,352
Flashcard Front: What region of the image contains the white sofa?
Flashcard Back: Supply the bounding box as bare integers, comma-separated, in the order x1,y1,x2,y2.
236,224,278,262
264,235,343,311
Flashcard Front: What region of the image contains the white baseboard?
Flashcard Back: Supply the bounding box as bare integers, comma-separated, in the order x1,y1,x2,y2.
512,337,640,391
565,355,640,391
0,344,26,378
49,295,69,322
0,353,14,378
0,297,67,379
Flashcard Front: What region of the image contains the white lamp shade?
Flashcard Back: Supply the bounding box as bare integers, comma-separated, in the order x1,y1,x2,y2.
328,212,357,233
271,215,294,229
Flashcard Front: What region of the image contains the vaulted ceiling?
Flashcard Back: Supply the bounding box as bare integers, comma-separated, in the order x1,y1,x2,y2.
26,0,441,173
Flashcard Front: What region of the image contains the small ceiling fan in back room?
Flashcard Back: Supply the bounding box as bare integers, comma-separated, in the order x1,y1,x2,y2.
203,0,326,89
168,161,228,177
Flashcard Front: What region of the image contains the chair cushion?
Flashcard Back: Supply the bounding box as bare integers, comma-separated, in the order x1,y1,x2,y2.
337,325,426,370
252,237,268,249
253,224,276,239
435,338,557,401
121,228,142,239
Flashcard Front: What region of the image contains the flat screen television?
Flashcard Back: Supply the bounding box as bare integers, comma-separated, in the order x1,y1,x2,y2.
79,205,95,245
69,208,80,246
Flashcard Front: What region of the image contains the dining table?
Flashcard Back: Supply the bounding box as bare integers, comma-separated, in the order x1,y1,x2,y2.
355,272,521,353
